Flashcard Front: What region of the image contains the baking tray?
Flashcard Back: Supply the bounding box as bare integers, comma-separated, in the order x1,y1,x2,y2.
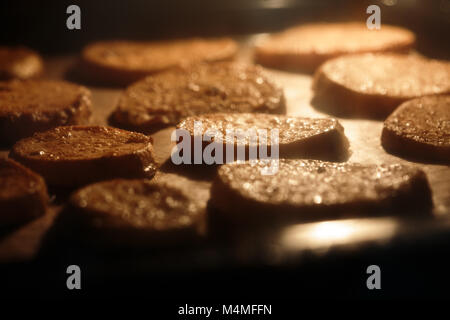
0,35,449,298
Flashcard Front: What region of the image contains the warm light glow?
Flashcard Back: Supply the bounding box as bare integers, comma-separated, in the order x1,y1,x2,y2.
381,0,398,6
309,221,353,241
260,0,294,9
281,218,398,250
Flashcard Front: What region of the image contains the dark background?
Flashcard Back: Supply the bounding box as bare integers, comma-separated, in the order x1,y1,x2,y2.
0,0,449,59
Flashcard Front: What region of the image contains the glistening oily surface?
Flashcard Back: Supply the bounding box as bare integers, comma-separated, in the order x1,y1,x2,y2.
0,80,92,144
177,113,342,144
384,95,450,147
0,35,449,263
111,62,285,133
214,160,429,206
0,80,90,113
71,175,209,230
11,126,152,160
320,54,450,98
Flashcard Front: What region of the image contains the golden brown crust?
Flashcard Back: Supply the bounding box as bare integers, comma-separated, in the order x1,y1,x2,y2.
254,22,415,72
0,158,48,226
9,126,157,187
110,62,286,134
382,95,450,163
210,160,432,226
0,80,92,145
81,38,238,85
176,113,349,162
68,174,209,247
311,54,450,119
0,47,43,80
